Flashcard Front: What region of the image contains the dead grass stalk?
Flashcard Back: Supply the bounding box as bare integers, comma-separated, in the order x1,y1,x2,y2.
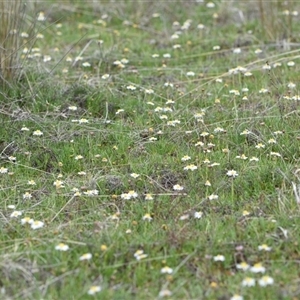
0,0,23,88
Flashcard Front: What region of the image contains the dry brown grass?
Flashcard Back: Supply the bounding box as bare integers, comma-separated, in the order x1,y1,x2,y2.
0,0,23,88
258,0,286,41
218,0,295,43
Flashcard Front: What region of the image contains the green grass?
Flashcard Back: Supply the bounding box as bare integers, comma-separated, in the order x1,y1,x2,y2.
1,1,300,299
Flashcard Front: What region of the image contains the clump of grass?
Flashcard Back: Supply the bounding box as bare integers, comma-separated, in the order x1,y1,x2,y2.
257,0,295,43
0,0,23,88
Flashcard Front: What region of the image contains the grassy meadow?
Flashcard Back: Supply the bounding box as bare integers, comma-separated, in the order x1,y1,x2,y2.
1,1,300,299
